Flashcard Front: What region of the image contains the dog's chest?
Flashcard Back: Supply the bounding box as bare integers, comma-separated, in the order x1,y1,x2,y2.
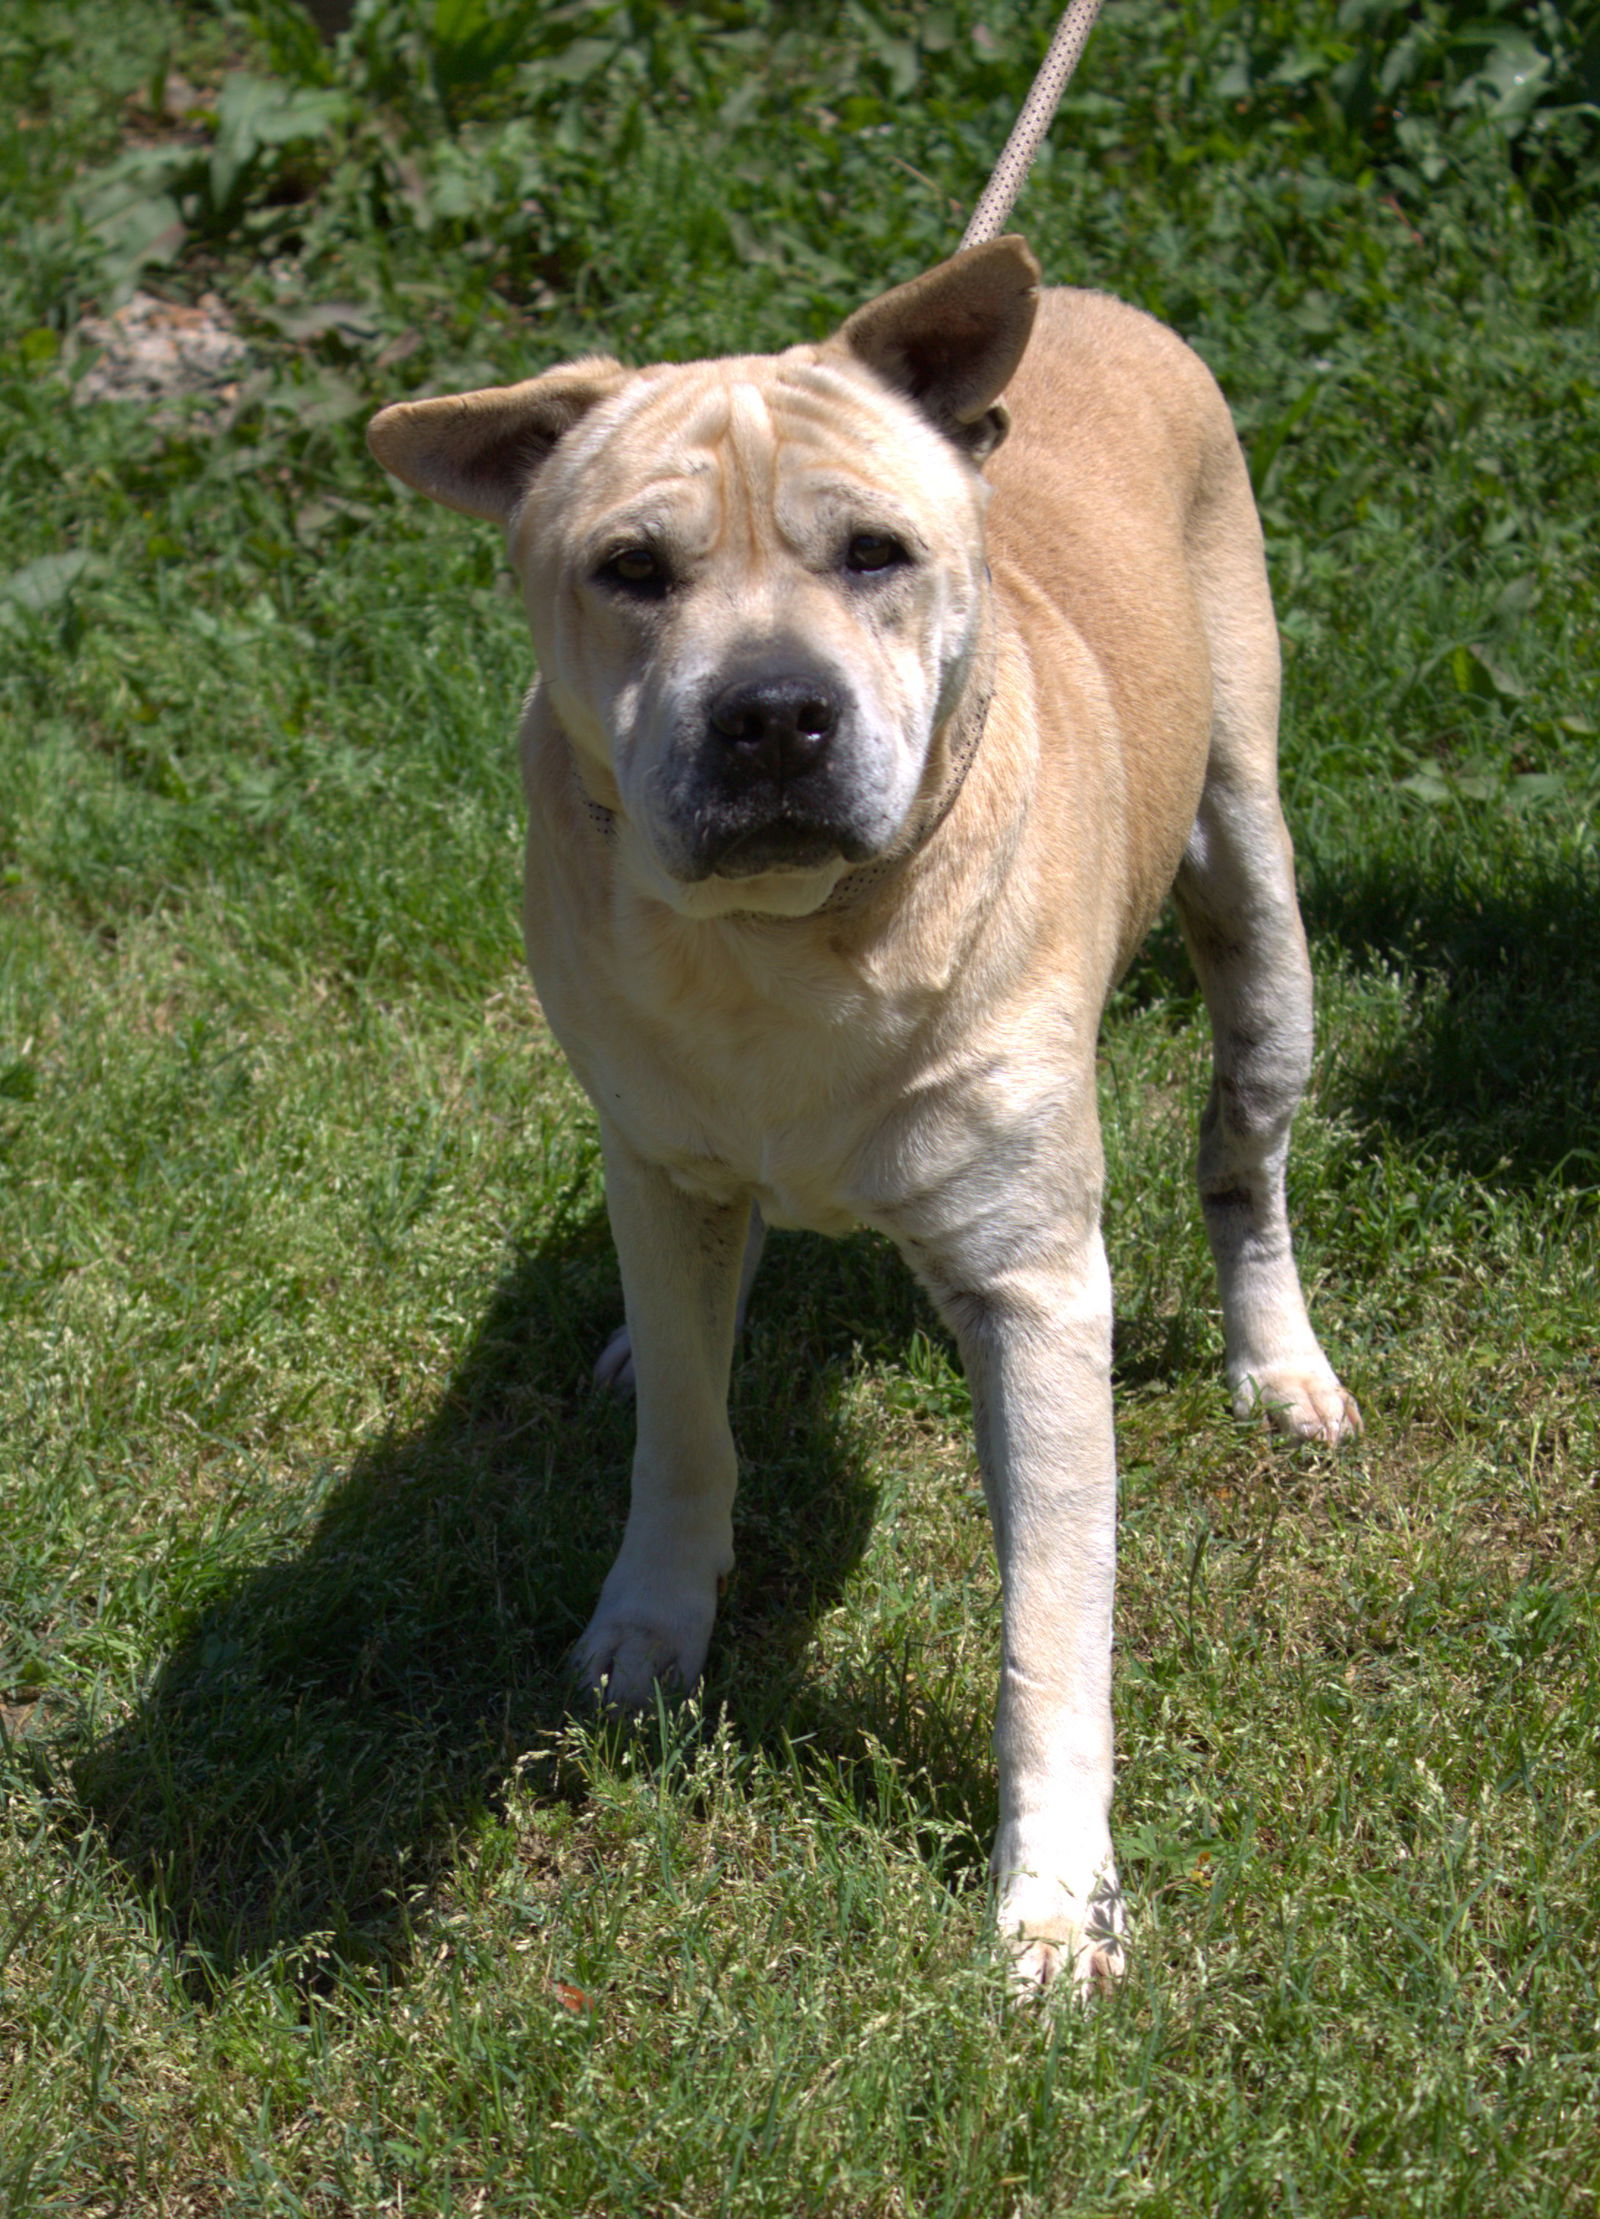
545,925,959,1236
546,913,1085,1252
593,995,889,1234
664,1144,860,1237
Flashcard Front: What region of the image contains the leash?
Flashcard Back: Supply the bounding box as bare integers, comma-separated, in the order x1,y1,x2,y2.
959,0,1104,249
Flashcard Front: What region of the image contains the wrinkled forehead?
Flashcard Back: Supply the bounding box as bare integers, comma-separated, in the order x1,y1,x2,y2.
522,347,979,553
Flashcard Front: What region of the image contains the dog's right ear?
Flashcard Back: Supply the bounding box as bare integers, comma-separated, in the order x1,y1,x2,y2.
367,356,628,523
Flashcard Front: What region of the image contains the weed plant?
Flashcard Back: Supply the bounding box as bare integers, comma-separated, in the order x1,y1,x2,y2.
1,2,1597,2213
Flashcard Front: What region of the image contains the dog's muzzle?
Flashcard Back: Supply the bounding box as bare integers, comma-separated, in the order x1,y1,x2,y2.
663,668,879,881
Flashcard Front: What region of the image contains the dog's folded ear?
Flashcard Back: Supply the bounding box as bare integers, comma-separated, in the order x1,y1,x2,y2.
834,235,1040,463
367,357,628,522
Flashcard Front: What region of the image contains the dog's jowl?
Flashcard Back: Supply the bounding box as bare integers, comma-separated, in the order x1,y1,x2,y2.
369,238,1360,1992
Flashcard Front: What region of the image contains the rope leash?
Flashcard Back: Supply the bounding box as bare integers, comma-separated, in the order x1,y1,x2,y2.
959,0,1104,249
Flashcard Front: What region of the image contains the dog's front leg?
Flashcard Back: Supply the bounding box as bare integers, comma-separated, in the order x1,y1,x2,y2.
573,1127,747,1710
912,1212,1123,1993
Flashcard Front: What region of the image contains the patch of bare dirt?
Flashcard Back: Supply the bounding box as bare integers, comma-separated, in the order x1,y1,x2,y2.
73,290,250,405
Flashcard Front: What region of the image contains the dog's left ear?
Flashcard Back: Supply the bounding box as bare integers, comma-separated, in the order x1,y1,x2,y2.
834,235,1040,462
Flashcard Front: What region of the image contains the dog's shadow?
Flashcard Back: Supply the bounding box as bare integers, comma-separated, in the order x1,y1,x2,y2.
1302,839,1600,1185
1115,833,1600,1189
69,1211,989,1986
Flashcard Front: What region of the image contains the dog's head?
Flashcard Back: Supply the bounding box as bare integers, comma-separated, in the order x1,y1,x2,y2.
369,237,1039,917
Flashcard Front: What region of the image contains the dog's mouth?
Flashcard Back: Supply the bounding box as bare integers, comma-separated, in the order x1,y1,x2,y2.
699,814,870,881
668,774,882,883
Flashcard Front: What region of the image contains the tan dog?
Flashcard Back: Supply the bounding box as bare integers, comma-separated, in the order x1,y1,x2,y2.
368,238,1359,1990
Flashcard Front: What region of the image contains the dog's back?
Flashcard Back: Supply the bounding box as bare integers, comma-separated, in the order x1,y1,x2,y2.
988,288,1281,974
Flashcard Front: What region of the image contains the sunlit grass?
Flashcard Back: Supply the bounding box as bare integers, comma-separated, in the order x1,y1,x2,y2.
2,1,1597,2212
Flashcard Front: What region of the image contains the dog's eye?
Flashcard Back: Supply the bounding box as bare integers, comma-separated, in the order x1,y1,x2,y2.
599,546,666,592
845,531,909,576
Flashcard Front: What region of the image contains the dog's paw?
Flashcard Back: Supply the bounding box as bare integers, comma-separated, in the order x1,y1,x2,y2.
996,1864,1125,1999
573,1621,695,1711
573,1570,720,1712
1232,1364,1362,1445
593,1323,636,1395
1009,1926,1125,1997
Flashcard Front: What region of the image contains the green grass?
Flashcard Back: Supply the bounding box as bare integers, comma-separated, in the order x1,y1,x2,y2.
2,1,1599,2211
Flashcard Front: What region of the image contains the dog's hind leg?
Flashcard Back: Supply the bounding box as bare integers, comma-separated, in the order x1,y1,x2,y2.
594,1204,766,1394
1174,494,1360,1442
574,1130,752,1707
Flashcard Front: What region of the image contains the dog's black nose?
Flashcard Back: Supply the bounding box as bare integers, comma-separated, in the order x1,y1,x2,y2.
708,675,838,782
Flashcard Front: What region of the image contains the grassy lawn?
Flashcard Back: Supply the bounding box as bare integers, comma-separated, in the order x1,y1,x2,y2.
2,1,1597,2211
